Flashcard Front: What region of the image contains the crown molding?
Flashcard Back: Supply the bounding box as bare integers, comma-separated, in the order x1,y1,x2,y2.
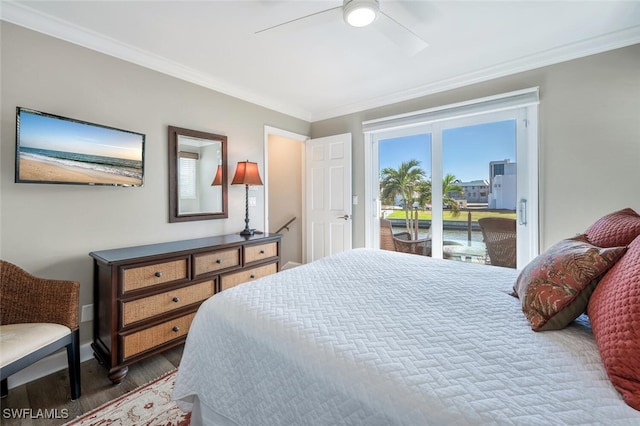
311,25,640,121
2,1,638,123
0,1,313,122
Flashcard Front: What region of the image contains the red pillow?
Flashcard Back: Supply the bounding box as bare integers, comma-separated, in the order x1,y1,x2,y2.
513,235,626,332
588,234,640,411
585,208,640,248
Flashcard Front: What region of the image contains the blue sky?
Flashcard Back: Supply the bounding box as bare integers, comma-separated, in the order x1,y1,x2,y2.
379,120,516,182
19,110,143,160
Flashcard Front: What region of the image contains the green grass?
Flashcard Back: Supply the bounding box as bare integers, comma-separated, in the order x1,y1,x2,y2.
385,210,516,221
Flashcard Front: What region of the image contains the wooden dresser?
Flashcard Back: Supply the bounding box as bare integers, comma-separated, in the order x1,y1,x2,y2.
89,233,281,383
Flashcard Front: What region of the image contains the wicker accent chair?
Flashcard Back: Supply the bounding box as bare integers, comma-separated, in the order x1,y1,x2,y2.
478,217,517,268
0,260,81,400
380,218,410,251
380,219,432,256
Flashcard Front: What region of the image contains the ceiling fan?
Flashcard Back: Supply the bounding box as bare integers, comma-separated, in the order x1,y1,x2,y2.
255,0,428,56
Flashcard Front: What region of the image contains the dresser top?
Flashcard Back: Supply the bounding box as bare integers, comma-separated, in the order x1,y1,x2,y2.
90,233,280,264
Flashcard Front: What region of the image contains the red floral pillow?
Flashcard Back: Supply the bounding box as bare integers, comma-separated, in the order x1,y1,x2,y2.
513,235,626,332
585,208,640,248
588,235,640,411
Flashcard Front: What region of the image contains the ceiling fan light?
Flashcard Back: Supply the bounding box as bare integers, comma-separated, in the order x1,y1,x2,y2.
343,0,379,27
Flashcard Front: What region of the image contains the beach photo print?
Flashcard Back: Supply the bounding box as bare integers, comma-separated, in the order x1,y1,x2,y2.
15,107,145,187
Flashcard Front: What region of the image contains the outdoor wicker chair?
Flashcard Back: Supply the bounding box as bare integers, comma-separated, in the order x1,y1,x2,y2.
380,218,411,251
478,217,517,268
393,237,432,256
380,219,431,256
0,260,81,400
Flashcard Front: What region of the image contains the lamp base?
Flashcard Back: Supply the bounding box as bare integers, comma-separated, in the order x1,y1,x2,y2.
239,228,255,236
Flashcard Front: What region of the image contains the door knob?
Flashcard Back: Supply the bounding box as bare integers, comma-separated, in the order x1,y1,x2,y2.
337,214,351,220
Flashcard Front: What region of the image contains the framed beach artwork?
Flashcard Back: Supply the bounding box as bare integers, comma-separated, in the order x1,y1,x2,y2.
15,107,145,187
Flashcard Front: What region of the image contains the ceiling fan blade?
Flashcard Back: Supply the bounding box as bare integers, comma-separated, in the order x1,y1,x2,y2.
376,11,428,56
255,5,341,34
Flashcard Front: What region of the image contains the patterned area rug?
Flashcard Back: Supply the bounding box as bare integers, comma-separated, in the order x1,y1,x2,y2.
64,369,190,426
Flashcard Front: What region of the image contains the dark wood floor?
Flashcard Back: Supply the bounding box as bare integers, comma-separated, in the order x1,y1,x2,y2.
1,345,184,426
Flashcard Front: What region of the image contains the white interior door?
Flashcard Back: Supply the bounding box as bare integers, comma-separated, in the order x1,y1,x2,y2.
305,133,352,263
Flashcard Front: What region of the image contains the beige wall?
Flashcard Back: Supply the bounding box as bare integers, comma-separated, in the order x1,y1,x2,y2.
311,44,640,251
267,135,303,266
0,22,310,343
2,21,639,349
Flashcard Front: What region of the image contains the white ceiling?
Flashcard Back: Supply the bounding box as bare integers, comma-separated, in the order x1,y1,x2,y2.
2,1,640,122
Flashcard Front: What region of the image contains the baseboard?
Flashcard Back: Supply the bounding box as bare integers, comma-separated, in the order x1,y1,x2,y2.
7,342,94,390
281,261,302,270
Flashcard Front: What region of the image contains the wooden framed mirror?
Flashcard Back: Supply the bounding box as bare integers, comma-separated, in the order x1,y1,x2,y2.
168,126,228,222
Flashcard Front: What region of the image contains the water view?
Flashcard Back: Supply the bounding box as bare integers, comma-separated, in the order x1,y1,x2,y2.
379,119,518,267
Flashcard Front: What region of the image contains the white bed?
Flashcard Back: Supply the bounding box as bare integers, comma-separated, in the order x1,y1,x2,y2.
173,248,640,425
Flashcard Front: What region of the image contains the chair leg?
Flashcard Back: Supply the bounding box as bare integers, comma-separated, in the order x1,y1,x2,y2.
66,329,81,400
1,378,7,398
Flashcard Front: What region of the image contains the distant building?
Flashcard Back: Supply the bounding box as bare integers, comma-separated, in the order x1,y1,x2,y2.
488,159,516,210
458,180,489,203
387,159,517,210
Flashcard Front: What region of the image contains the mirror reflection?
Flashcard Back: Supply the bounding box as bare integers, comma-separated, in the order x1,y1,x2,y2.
169,126,228,222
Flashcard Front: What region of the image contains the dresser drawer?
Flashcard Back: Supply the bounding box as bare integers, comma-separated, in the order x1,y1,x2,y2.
121,312,195,359
194,248,241,276
244,242,278,264
91,234,281,384
121,280,214,327
220,262,277,291
121,258,188,293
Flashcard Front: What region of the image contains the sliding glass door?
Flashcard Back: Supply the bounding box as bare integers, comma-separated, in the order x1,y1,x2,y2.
378,129,431,247
367,90,539,268
437,115,519,266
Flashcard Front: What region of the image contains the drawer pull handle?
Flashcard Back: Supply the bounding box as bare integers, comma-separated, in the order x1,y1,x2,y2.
216,259,222,264
172,296,180,303
260,250,265,254
172,326,180,333
250,274,256,279
154,271,162,278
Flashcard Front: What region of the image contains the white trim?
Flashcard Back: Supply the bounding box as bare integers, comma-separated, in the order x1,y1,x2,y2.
430,127,444,259
363,88,539,134
524,105,540,261
313,26,640,121
2,1,638,122
364,90,540,265
7,342,93,390
363,133,374,248
264,126,309,143
0,1,312,122
263,126,308,241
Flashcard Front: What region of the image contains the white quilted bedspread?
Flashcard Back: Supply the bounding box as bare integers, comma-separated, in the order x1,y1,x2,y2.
173,248,640,425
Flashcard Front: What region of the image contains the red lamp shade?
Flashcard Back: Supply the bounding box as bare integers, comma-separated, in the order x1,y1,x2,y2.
231,161,263,186
211,165,223,186
232,161,262,236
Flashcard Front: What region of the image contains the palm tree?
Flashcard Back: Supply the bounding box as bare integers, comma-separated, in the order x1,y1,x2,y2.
415,179,432,210
442,173,464,216
415,173,464,217
380,159,426,234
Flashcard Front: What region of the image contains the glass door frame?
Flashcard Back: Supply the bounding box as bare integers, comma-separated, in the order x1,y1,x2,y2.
364,100,539,267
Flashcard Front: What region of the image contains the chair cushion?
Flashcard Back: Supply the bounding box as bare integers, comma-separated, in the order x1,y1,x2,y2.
513,235,626,331
0,323,71,368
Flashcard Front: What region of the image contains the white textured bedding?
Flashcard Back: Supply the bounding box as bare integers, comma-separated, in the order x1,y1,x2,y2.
173,248,640,425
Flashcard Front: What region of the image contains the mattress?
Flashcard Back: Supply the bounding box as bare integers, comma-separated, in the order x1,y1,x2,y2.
173,248,640,425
